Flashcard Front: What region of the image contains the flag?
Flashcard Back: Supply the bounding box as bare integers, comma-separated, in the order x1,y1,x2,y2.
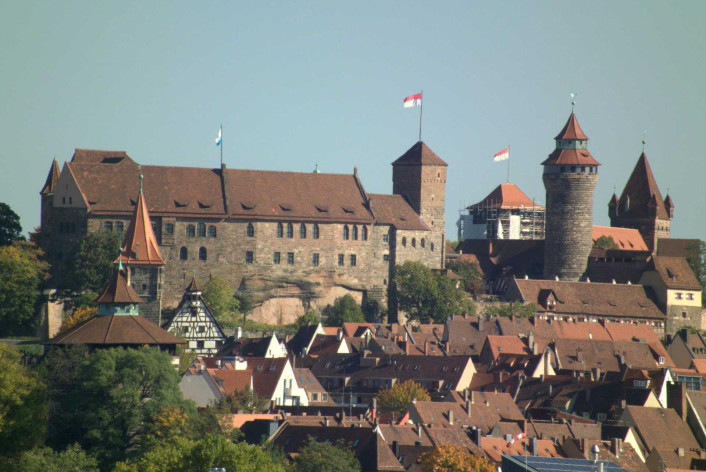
215,127,222,146
403,93,422,108
506,432,526,447
494,147,509,162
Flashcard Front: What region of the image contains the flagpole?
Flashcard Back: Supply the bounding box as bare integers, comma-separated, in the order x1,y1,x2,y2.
220,124,223,167
507,145,510,183
419,90,423,142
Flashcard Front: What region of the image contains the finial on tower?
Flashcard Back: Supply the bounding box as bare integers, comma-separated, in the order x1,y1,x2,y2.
313,163,320,174
570,93,577,112
118,247,124,271
138,164,143,193
642,129,647,152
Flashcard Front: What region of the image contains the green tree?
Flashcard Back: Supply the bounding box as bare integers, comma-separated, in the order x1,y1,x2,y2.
0,343,48,458
295,310,320,329
14,443,99,472
203,277,239,323
593,235,619,250
0,202,24,246
394,261,475,323
218,386,269,414
0,241,50,335
419,444,495,472
291,437,361,472
484,301,537,318
238,294,253,323
65,231,121,294
377,379,430,415
323,294,365,326
362,299,384,323
446,260,485,297
686,240,706,307
53,347,192,469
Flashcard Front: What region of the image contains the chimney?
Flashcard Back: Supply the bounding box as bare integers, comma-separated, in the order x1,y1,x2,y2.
667,381,688,421
531,437,538,456
478,317,484,331
270,400,276,412
471,427,482,447
463,312,468,319
372,398,377,422
448,409,454,426
466,400,472,416
424,340,429,355
417,424,422,438
470,390,475,404
610,438,622,458
324,417,329,427
463,389,469,402
405,341,410,355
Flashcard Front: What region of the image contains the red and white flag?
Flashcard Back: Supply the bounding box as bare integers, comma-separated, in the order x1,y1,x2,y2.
506,432,526,447
493,147,509,162
403,93,422,108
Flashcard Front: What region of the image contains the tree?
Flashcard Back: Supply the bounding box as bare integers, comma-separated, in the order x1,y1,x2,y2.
419,444,495,472
593,235,619,250
65,231,121,294
14,443,99,472
362,299,384,323
446,260,485,297
238,294,253,323
323,294,365,326
376,379,430,415
686,240,706,307
218,386,269,414
0,343,48,458
291,437,361,472
0,241,50,335
484,301,537,318
203,276,239,323
0,202,24,246
394,261,475,323
53,347,192,469
295,310,320,329
59,306,97,333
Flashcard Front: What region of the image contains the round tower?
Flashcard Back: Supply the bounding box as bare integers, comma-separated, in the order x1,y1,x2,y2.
542,113,600,281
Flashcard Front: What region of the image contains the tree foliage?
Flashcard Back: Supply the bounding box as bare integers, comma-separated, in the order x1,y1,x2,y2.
323,294,365,326
376,379,430,415
0,241,49,335
446,260,485,297
394,261,475,323
0,343,48,458
65,231,121,294
593,235,619,250
419,444,495,472
484,301,537,318
14,443,99,472
291,437,361,472
0,202,24,246
217,386,269,414
59,306,97,333
686,240,706,307
295,310,320,329
203,277,239,323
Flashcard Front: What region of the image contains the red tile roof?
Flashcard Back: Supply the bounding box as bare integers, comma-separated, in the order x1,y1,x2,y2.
40,159,61,195
46,313,185,346
592,226,648,251
116,189,165,266
555,113,589,140
468,183,544,211
209,368,252,395
648,256,702,290
391,141,448,167
485,335,530,359
95,269,143,304
541,148,600,166
615,153,669,220
369,194,428,231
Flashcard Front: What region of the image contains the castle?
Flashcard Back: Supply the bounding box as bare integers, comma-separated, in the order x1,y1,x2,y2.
39,141,447,324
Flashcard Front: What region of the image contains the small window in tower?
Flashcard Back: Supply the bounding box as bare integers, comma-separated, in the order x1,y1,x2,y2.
208,225,217,237
286,223,293,238
246,251,254,264
180,247,188,260
199,247,207,261
187,225,195,238
69,197,72,205
313,224,320,239
383,254,389,262
421,238,425,248
287,252,294,265
273,252,281,264
431,242,435,252
247,223,255,237
141,283,147,291
343,225,350,240
352,225,358,240
350,254,357,266
383,234,389,242
300,223,306,238
197,223,206,237
361,226,368,240
312,253,319,266
277,223,283,238
338,254,344,266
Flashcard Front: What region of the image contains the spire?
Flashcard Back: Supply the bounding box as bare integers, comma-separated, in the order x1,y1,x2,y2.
40,159,61,195
554,113,589,141
185,276,201,294
617,152,669,219
542,112,599,166
608,193,618,207
96,268,143,315
115,178,165,266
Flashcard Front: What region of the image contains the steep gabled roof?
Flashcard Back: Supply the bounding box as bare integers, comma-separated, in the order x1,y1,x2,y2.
116,189,165,266
617,153,669,219
391,141,448,166
368,194,429,231
40,159,61,195
554,113,589,140
95,269,143,304
647,256,702,290
468,183,544,211
592,226,648,251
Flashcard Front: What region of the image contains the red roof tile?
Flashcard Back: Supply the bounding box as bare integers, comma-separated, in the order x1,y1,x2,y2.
592,226,648,251
468,183,544,211
391,141,448,167
117,189,164,266
40,159,61,195
554,113,589,140
541,148,600,166
95,269,143,304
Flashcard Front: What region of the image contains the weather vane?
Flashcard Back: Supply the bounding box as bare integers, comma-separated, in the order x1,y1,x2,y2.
642,129,647,152
570,93,577,111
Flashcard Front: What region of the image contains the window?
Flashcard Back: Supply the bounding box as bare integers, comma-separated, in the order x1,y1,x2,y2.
208,225,217,237
198,326,205,333
152,222,158,235
277,223,283,238
402,237,407,247
343,225,349,240
287,252,294,265
286,223,293,238
687,293,695,300
313,224,319,239
361,226,368,241
247,223,255,237
246,251,254,264
197,341,204,349
383,234,389,243
338,254,344,266
383,254,389,262
313,253,319,266
675,292,683,300
104,221,113,232
322,393,328,401
69,197,72,204
164,223,173,235
187,225,195,237
180,247,188,260
431,243,435,252
273,252,281,264
350,254,357,266
141,283,147,291
421,238,425,248
300,223,306,238
196,223,206,237
352,225,358,240
312,393,318,401
199,247,207,261
412,238,416,248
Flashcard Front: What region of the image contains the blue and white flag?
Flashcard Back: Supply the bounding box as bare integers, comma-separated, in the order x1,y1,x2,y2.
215,127,222,146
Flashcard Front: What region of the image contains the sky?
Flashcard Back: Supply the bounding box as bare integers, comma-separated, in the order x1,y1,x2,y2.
2,1,705,241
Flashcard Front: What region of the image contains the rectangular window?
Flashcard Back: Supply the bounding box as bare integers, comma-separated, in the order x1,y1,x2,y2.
273,252,281,264
350,254,356,266
675,292,683,300
338,254,344,266
246,251,254,264
382,234,389,243
312,253,319,266
312,393,318,401
165,223,174,235
322,393,328,401
197,340,204,349
687,293,695,300
287,252,294,265
383,254,389,262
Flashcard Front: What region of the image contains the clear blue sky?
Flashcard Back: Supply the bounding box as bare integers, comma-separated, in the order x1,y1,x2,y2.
2,1,705,241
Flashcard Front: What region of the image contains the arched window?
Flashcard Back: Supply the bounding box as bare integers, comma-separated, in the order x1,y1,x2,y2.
180,247,188,260
199,247,207,261
361,226,367,241
421,238,425,248
313,224,320,239
104,221,113,232
412,238,416,248
300,223,306,238
187,225,195,237
208,225,217,237
197,223,206,237
277,223,283,238
247,223,254,237
402,237,407,247
343,225,350,240
286,223,293,238
116,221,124,233
431,242,435,252
352,226,358,240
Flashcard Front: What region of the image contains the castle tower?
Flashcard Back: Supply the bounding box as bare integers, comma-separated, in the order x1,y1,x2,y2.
608,152,673,253
39,159,61,254
392,141,448,261
542,113,600,281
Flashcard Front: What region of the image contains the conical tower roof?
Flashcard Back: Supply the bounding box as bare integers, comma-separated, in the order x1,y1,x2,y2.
96,268,143,305
618,152,669,219
542,113,600,166
392,141,448,166
554,113,589,140
40,159,61,195
115,188,165,265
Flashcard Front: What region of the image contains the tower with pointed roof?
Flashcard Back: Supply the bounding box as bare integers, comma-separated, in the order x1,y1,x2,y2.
609,152,673,253
542,113,600,281
39,159,61,255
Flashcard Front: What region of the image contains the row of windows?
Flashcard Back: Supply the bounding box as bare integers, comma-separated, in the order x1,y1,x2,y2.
244,251,358,267
179,246,208,261
401,236,434,251
342,225,368,241
103,221,125,233
276,223,320,239
186,224,217,238
674,292,695,301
